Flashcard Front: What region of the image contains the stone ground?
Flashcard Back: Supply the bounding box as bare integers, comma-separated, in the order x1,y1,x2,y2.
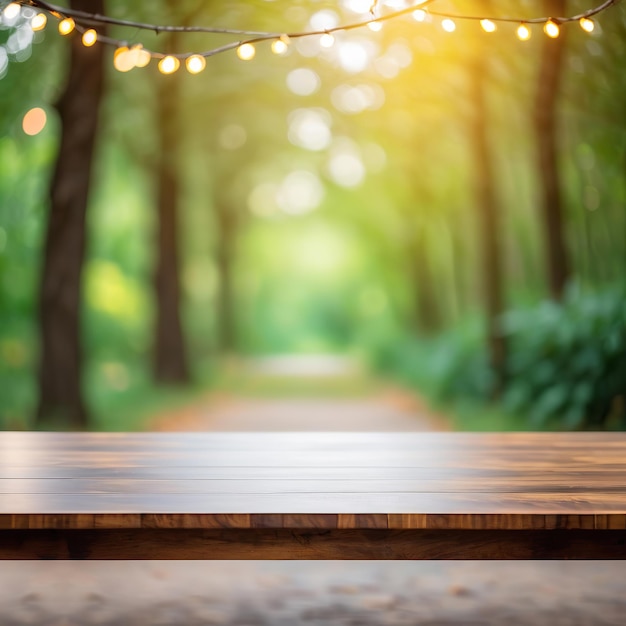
3,357,625,625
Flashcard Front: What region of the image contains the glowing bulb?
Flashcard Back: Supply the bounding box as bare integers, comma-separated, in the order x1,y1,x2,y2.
441,18,456,33
412,9,426,22
31,13,47,31
132,45,151,68
22,107,47,136
516,23,531,41
320,33,335,48
480,19,496,33
544,20,560,38
113,47,134,72
3,3,20,20
367,20,382,32
185,54,206,74
237,43,255,60
58,17,75,36
158,55,180,74
579,17,595,33
81,29,97,47
271,39,288,55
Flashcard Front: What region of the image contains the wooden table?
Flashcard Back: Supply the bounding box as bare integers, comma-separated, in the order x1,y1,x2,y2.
1,432,625,559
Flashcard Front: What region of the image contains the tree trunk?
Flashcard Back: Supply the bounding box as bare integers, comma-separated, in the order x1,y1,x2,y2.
153,70,190,383
36,0,105,428
470,54,507,396
534,0,570,299
215,199,237,354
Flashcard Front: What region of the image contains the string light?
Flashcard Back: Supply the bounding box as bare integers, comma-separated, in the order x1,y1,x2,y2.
271,39,288,55
320,33,335,48
544,19,560,38
158,55,180,74
31,12,47,31
236,43,255,60
516,23,531,41
480,19,496,33
579,17,595,32
58,17,75,35
185,54,206,73
81,28,97,47
441,18,456,33
2,3,20,19
5,0,616,74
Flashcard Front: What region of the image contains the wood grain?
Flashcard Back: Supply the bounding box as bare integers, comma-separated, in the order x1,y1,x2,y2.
2,432,626,559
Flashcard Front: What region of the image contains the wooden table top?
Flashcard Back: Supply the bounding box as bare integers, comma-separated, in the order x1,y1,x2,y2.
2,431,626,531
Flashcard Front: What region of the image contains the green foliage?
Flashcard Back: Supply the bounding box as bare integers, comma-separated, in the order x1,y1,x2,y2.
501,286,626,429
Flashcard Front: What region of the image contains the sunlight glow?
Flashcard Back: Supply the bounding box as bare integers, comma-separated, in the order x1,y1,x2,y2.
287,68,321,96
288,108,332,151
337,40,370,73
22,107,46,136
277,170,324,215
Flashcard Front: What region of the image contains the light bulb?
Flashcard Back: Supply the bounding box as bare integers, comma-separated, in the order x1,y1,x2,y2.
480,19,496,33
412,9,426,22
516,23,531,41
237,43,255,60
132,45,151,68
367,20,382,32
185,54,206,74
2,3,20,20
58,17,75,36
158,55,180,74
441,19,456,33
31,13,47,31
81,29,97,47
579,17,595,33
320,33,335,47
544,19,560,38
113,47,134,72
271,39,288,55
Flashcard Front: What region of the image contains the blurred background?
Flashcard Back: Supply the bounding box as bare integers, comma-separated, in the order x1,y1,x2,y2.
0,0,625,432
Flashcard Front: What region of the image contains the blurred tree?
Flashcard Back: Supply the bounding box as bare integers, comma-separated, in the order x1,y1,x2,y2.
534,0,571,299
36,0,106,427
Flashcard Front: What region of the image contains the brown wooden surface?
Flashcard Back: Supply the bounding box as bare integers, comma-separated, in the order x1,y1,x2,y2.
2,432,626,559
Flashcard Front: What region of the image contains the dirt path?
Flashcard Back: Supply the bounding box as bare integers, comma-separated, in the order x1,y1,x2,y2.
3,358,624,625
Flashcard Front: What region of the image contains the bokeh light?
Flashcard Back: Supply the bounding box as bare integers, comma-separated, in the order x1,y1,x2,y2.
22,107,47,136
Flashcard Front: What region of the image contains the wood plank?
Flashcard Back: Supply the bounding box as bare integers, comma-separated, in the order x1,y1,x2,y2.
2,528,626,560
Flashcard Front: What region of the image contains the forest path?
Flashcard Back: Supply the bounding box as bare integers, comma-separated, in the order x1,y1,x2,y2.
149,354,451,432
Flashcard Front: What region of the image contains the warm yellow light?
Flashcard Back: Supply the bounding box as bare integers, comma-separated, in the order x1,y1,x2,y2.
412,9,426,22
271,39,288,55
441,18,456,33
158,55,180,74
31,13,47,31
185,54,206,74
579,17,595,33
3,3,20,20
320,33,335,48
22,107,47,136
113,47,134,72
58,17,75,36
82,29,97,47
544,19,560,38
516,23,531,41
237,43,255,60
132,45,151,68
367,20,382,32
480,19,496,33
